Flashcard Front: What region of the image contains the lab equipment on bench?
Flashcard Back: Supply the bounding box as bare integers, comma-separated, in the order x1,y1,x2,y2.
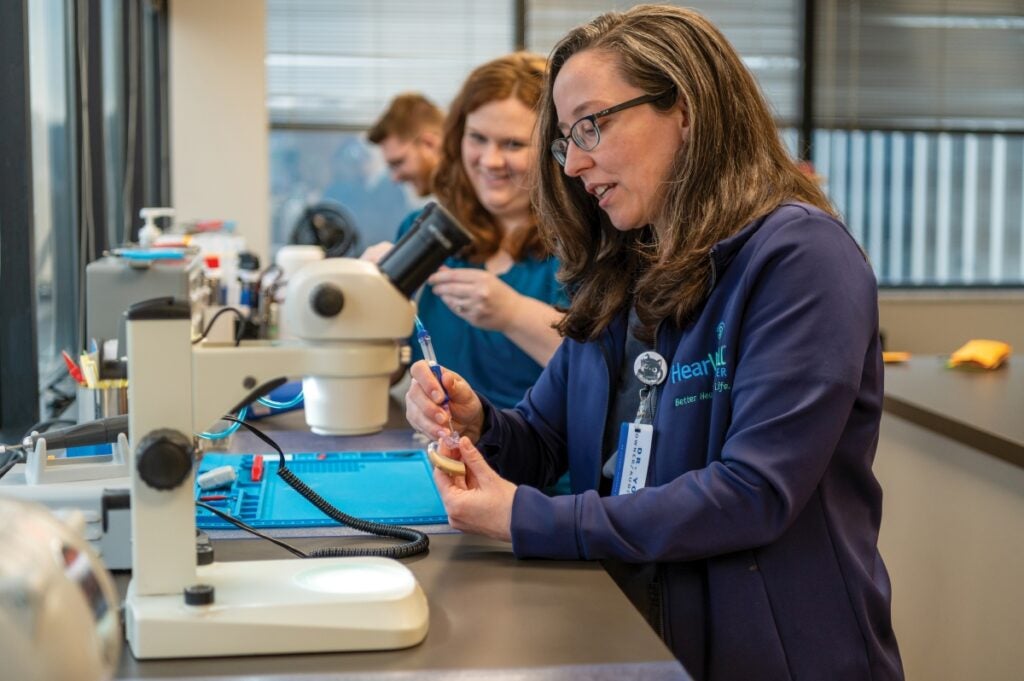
194,451,447,529
196,463,237,491
0,475,132,570
138,206,175,247
289,200,360,258
0,498,121,681
124,202,471,659
275,244,324,281
0,416,135,569
86,247,203,351
3,416,131,486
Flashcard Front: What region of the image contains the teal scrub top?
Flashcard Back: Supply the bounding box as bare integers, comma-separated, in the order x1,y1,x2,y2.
397,211,568,410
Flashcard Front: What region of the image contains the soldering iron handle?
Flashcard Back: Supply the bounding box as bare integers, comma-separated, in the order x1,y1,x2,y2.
22,414,130,451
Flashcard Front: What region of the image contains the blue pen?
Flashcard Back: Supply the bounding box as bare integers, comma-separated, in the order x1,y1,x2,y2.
414,317,459,445
414,317,449,406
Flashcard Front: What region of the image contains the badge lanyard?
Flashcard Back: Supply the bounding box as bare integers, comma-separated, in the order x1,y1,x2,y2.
610,350,666,495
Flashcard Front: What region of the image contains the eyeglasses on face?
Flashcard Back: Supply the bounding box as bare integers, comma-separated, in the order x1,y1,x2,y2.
550,89,674,166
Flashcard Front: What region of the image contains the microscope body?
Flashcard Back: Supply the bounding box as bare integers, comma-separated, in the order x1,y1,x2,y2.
123,203,470,658
127,258,413,594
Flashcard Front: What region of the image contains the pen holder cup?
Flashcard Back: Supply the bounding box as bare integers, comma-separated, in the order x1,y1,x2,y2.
78,384,129,422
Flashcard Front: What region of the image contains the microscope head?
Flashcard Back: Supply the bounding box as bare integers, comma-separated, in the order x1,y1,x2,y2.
281,203,472,435
283,258,415,342
283,202,474,341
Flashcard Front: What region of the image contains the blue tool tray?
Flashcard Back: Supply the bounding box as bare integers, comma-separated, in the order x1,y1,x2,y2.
194,451,447,529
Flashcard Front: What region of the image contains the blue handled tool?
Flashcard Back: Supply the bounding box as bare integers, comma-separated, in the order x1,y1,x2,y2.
414,317,449,407
413,317,459,446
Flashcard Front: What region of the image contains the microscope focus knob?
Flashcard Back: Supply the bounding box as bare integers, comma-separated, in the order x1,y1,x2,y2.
136,429,193,491
310,283,344,317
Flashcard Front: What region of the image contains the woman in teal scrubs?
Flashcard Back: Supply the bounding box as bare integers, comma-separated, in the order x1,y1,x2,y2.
367,52,567,411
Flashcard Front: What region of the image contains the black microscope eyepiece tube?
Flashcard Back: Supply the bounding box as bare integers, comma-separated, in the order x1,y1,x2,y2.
377,202,473,298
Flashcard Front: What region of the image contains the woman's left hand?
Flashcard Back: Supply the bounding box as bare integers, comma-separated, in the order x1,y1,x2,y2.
428,267,520,332
432,436,516,542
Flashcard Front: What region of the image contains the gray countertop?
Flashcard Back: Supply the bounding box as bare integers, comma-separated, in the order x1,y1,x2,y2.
116,400,689,680
883,356,1023,468
116,534,687,680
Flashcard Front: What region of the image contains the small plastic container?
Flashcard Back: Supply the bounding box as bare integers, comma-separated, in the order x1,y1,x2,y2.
197,465,237,490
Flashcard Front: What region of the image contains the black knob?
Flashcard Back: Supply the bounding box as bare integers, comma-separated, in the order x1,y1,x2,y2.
135,429,193,491
310,283,344,317
184,583,215,606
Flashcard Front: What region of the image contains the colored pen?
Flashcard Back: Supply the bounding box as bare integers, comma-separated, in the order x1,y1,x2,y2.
62,350,86,386
413,317,459,442
414,317,450,407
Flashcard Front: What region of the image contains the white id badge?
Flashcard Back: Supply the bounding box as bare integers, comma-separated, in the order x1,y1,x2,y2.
611,422,654,495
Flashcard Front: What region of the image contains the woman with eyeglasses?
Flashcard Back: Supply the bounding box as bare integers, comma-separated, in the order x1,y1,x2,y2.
407,6,902,679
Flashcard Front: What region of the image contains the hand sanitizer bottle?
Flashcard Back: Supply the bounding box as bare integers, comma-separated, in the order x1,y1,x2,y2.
138,207,176,247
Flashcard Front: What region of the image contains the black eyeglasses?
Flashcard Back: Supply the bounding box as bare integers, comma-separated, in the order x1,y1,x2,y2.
550,89,674,166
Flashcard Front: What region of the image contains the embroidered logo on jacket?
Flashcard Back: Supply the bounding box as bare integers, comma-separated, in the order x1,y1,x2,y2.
671,321,731,406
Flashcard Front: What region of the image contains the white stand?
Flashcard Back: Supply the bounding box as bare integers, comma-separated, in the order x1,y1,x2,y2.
0,433,132,570
124,260,429,659
25,433,130,485
125,558,428,658
0,467,133,570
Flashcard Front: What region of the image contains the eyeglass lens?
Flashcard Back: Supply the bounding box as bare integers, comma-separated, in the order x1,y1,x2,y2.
551,118,598,166
572,118,599,150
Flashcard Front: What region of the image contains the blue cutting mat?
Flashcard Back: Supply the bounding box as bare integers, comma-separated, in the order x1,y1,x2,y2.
195,451,447,529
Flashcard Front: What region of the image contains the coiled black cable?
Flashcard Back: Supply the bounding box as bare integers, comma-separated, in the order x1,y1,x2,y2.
220,416,429,559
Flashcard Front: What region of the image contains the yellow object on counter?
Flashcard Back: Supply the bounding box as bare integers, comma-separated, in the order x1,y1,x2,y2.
94,379,129,389
882,351,911,363
948,339,1012,370
79,354,99,387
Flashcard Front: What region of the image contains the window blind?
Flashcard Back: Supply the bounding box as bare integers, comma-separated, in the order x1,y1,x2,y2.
816,0,1024,130
266,0,515,127
525,0,802,124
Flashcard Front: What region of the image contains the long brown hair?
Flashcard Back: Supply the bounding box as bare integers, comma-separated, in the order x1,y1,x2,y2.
434,52,549,263
535,5,834,342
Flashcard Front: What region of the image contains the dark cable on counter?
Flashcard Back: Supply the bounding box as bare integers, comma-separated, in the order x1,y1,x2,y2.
195,501,306,558
199,417,430,559
0,449,25,481
191,306,246,346
22,418,77,438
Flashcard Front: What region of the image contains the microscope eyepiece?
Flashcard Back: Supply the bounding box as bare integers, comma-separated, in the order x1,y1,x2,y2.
377,203,473,298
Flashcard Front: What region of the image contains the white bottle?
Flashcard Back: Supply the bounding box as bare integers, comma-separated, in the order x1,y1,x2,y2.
138,207,176,248
220,252,242,308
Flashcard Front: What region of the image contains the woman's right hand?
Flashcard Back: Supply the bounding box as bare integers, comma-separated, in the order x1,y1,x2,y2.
406,360,484,444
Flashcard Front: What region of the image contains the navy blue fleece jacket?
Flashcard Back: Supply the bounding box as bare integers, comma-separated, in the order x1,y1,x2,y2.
476,203,903,680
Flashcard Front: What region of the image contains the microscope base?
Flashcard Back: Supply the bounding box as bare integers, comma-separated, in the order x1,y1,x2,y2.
124,556,429,659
